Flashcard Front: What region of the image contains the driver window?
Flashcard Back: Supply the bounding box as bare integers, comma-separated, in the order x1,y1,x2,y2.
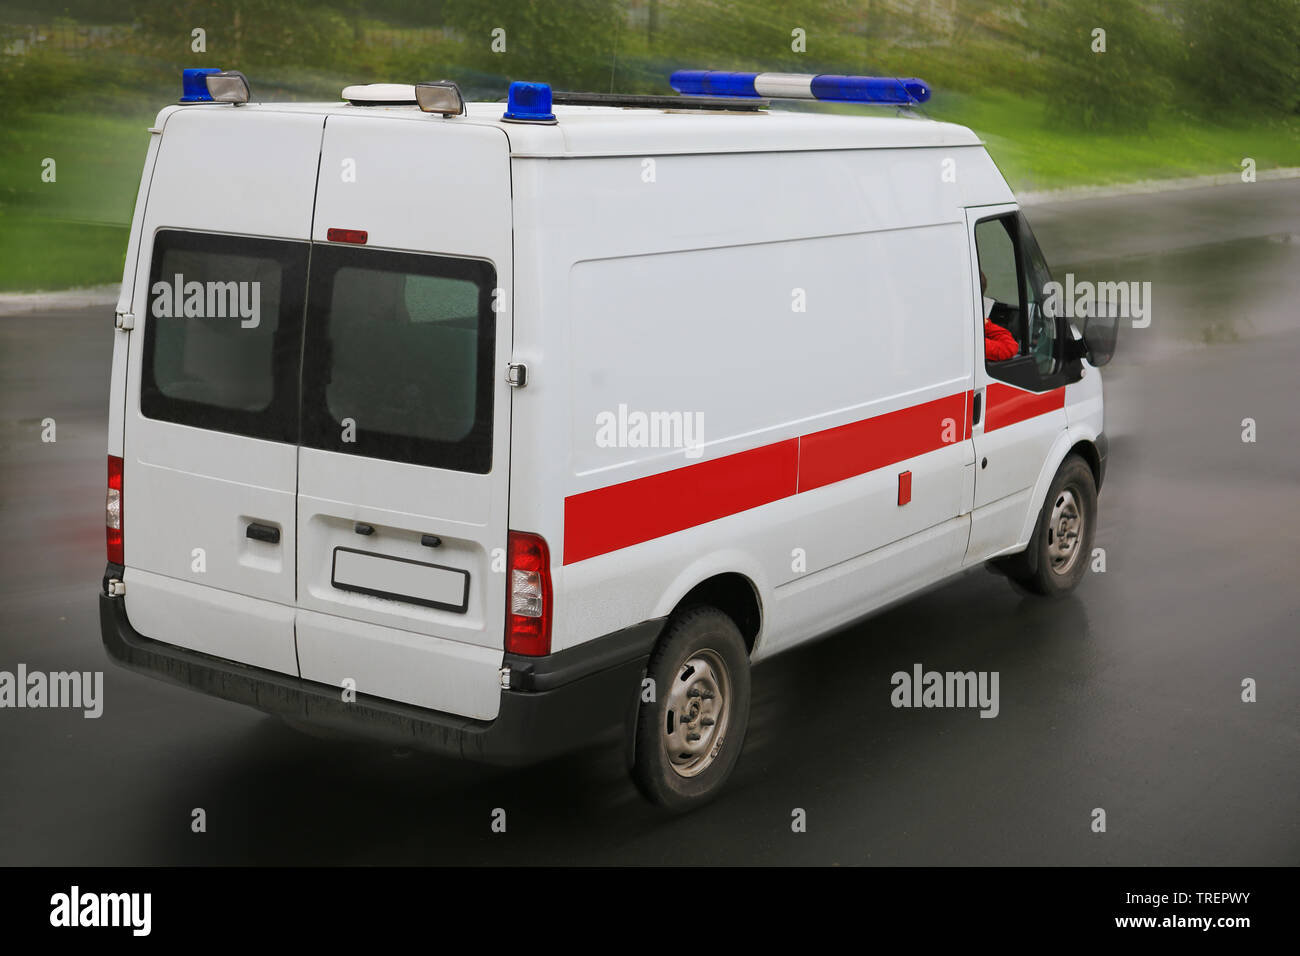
974,215,1024,365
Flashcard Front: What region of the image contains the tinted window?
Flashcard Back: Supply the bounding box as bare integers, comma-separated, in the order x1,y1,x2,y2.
141,230,308,442
300,245,497,473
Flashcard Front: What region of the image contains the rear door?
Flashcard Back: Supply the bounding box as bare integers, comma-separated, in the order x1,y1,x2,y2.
123,108,323,675
295,116,513,719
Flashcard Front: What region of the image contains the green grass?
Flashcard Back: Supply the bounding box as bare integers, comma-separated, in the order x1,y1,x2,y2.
928,92,1300,193
0,105,155,291
2,90,1298,292
0,214,128,292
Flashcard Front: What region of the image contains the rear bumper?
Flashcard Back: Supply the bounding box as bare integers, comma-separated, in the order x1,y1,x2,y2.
100,590,661,766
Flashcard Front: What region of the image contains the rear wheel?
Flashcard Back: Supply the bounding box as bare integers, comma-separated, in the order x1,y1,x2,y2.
631,606,751,811
995,454,1097,598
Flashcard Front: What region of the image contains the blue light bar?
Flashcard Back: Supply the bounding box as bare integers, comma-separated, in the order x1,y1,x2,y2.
670,70,760,98
180,67,222,103
670,70,739,96
503,81,556,123
669,70,931,105
812,74,930,105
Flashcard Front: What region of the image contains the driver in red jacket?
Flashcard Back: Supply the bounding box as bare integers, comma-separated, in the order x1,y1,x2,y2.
981,271,1019,361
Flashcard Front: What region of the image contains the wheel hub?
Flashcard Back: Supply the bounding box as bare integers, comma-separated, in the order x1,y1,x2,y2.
664,648,730,778
1046,487,1083,574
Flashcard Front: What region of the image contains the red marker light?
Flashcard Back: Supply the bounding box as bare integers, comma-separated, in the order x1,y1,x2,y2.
897,470,912,506
326,228,368,244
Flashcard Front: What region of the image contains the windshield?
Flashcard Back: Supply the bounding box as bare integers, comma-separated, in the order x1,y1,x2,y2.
1018,214,1060,377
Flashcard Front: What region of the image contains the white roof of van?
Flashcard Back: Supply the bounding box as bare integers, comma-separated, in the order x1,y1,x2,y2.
173,100,984,158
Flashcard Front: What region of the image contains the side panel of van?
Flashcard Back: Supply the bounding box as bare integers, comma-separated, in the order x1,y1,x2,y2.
122,108,325,675
515,146,984,656
295,118,513,719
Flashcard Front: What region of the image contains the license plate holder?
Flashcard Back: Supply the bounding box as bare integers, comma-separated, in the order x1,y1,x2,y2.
330,547,470,613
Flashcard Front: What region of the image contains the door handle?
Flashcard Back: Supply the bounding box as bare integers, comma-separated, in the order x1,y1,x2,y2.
354,522,375,536
246,522,281,544
972,391,983,426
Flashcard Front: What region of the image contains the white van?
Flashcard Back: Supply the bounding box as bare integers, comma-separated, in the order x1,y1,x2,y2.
101,69,1116,810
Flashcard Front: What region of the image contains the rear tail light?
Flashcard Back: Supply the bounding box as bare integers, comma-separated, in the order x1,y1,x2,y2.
106,455,123,565
506,530,552,656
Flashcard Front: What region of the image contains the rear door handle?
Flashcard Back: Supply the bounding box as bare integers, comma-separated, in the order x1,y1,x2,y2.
246,522,281,544
972,391,983,426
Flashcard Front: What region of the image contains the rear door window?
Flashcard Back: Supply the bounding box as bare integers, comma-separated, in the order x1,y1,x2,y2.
140,230,308,443
299,245,497,473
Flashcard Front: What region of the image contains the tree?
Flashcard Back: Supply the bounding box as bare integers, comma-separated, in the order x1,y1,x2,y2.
441,0,624,91
1181,0,1300,115
1038,0,1180,131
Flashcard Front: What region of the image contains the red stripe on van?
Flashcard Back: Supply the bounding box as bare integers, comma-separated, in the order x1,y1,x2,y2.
798,393,969,493
985,383,1065,432
563,439,799,565
563,386,1063,564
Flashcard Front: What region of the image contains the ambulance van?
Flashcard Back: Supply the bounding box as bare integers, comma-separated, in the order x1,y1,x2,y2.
100,69,1117,810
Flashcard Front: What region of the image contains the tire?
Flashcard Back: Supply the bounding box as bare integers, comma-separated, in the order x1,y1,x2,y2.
996,454,1097,598
631,606,751,811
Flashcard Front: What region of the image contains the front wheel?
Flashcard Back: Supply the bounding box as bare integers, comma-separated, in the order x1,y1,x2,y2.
997,454,1098,598
631,606,751,811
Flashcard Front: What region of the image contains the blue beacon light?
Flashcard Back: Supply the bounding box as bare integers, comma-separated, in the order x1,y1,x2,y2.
180,67,222,103
503,81,557,123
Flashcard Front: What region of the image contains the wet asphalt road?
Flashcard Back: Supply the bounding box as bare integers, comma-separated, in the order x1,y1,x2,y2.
1,180,1297,866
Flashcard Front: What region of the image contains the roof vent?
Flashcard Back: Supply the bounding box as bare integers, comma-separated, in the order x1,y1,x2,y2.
342,83,418,106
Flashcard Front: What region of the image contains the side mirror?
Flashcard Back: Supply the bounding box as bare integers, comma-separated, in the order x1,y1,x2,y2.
1081,313,1118,367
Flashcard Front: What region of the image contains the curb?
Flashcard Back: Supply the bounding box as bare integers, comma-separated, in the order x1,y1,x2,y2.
0,284,120,317
1018,166,1300,206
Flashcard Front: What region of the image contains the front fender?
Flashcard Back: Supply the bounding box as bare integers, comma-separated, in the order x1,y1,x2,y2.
1015,424,1102,548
